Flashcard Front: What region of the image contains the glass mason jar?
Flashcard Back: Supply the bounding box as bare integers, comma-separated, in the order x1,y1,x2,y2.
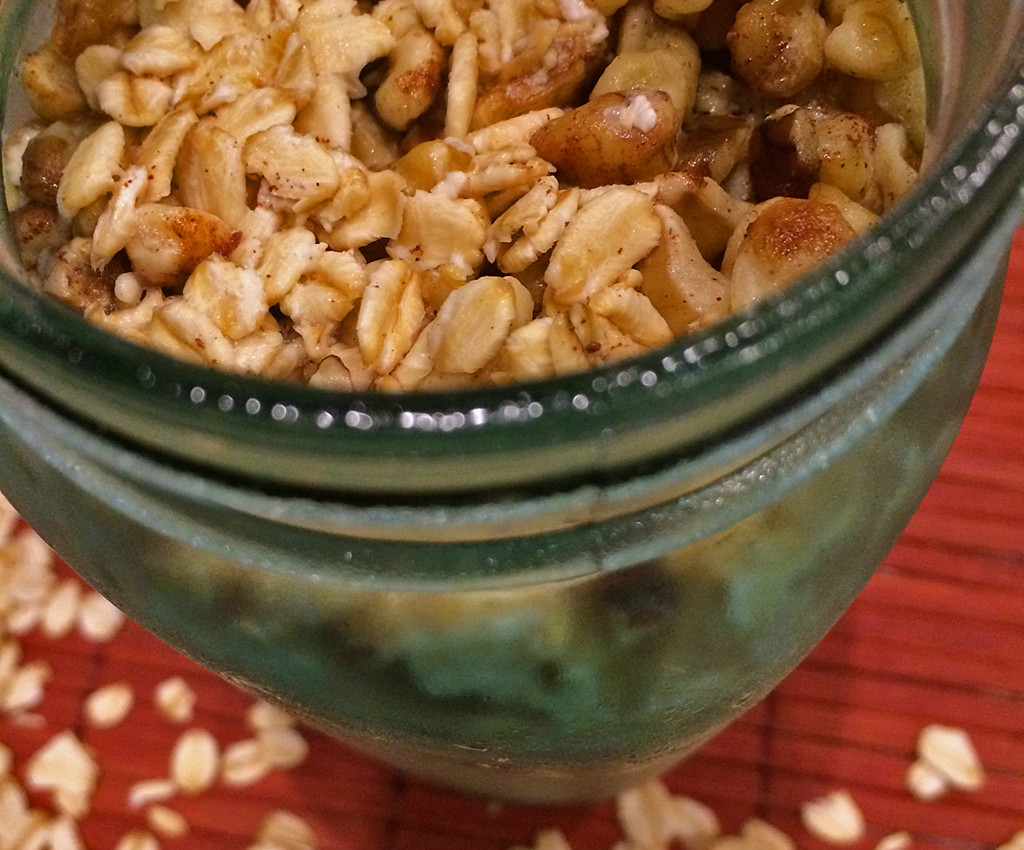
0,0,1022,804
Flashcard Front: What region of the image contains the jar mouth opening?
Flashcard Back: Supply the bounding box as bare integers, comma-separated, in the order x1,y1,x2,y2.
0,5,1022,493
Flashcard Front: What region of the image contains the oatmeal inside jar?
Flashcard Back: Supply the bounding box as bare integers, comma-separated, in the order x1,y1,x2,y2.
3,0,925,390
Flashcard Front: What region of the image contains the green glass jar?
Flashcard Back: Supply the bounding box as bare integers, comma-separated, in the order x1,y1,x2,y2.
0,0,1021,804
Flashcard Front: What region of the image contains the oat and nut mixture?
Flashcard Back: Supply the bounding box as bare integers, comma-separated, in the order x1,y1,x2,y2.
4,0,925,389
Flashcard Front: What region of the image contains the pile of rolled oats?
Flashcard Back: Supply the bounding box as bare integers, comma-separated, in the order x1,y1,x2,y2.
4,0,925,389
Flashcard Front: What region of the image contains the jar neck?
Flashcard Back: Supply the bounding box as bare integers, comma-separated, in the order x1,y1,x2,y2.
1,203,1013,591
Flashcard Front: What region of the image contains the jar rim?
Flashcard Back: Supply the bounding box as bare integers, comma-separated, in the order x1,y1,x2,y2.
0,17,1022,494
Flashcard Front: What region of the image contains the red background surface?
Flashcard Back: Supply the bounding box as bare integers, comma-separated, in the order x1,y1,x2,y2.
3,228,1022,849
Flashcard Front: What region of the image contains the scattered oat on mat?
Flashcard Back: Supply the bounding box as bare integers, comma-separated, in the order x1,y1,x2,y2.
905,722,986,800
905,758,948,801
77,590,126,641
800,789,865,845
247,699,297,731
874,831,912,850
128,777,177,809
221,737,273,787
24,730,99,820
84,681,135,728
49,814,87,850
740,818,796,850
154,675,197,723
0,775,51,846
251,809,319,850
913,724,986,794
0,657,51,713
146,803,190,838
996,832,1024,850
611,780,809,850
114,830,161,850
221,712,309,787
41,578,82,639
258,725,309,771
616,779,721,849
510,829,574,850
169,727,220,795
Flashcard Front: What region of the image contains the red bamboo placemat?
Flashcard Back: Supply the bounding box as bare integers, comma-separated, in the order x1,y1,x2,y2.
2,229,1022,849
